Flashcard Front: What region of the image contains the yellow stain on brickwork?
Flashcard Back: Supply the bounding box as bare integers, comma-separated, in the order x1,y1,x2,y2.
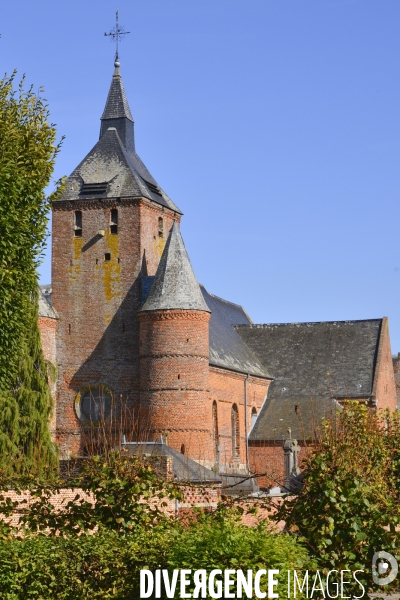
154,235,165,259
69,237,82,282
72,237,82,260
102,232,121,303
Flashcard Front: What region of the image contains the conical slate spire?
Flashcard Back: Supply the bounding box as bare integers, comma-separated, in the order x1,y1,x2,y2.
141,222,210,312
57,58,182,214
100,60,135,150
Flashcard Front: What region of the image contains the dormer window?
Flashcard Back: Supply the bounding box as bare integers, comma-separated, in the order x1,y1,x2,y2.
110,209,118,234
158,217,164,239
80,182,108,196
74,211,82,237
143,178,162,197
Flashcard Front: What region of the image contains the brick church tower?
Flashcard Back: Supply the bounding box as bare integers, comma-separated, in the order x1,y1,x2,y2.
52,59,181,456
138,222,213,465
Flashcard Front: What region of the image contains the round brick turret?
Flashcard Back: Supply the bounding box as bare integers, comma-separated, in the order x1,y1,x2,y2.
138,221,213,465
138,309,212,463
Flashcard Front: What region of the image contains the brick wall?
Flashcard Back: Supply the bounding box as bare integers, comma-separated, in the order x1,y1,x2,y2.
249,441,311,490
372,317,397,412
138,309,213,464
38,316,57,365
3,484,295,531
38,316,57,437
209,367,270,471
2,485,221,527
393,353,400,408
52,197,179,457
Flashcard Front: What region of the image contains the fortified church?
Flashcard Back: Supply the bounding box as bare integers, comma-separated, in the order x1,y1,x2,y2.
38,58,398,489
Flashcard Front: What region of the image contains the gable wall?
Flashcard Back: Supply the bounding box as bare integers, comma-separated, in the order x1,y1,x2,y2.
372,317,397,412
393,353,400,408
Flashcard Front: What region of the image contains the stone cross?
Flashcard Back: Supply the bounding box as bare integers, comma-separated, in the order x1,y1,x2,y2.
283,436,301,491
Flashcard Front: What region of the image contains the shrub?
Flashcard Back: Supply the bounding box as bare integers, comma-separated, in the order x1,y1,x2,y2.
277,402,400,596
0,511,312,599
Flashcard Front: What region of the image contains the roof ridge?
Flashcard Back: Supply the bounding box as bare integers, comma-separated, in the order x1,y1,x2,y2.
199,286,245,310
234,318,384,329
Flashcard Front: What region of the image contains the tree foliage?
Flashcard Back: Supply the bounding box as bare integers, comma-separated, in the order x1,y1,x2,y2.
0,290,58,473
0,72,62,472
0,519,312,599
0,72,62,391
0,451,312,598
162,506,312,599
14,452,181,535
277,402,400,596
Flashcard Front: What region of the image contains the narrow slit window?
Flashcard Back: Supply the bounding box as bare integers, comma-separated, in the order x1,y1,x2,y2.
212,401,219,465
74,211,82,237
110,209,118,234
232,404,240,460
158,217,164,238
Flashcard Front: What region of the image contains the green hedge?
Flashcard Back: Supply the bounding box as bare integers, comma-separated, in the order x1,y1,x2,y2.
0,514,312,599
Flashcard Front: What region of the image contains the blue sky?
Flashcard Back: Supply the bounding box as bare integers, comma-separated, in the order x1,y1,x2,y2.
3,1,400,351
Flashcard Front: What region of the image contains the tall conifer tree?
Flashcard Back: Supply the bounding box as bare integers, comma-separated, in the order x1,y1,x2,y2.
0,73,62,472
0,291,57,472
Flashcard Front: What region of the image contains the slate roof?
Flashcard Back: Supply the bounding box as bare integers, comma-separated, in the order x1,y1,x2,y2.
201,287,271,378
56,62,181,214
140,274,271,378
101,62,133,122
141,222,210,313
38,285,58,319
122,442,221,484
249,396,342,441
234,319,383,441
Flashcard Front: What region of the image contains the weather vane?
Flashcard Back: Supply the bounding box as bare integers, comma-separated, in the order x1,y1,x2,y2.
104,10,130,62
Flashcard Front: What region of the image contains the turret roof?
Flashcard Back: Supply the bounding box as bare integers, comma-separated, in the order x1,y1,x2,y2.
38,286,58,319
141,222,210,313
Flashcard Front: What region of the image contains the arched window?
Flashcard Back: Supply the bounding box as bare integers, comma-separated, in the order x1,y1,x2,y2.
158,217,164,238
110,208,118,234
180,444,185,455
212,401,219,465
251,407,258,430
74,211,82,237
231,404,240,461
77,386,112,424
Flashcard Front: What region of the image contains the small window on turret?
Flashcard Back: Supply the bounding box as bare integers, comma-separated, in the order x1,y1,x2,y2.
110,209,118,234
74,211,82,237
158,217,163,239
